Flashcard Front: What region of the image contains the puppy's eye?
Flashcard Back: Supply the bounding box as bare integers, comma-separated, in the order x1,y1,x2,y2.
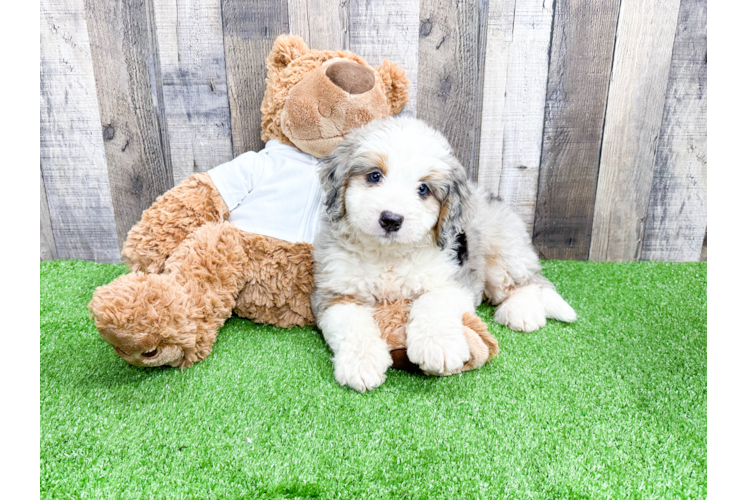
367,171,382,183
418,184,430,197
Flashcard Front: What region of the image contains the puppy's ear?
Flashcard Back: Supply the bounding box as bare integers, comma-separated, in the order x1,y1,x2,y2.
267,35,310,74
318,141,355,222
435,158,472,250
376,59,410,115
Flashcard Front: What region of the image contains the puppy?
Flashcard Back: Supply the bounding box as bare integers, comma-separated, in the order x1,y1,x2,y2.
312,117,576,391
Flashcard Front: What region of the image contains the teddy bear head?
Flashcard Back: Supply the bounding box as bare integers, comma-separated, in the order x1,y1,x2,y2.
261,35,410,158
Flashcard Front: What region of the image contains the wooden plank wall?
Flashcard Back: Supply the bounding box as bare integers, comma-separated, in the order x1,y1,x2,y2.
349,0,420,117
590,0,682,261
83,0,173,247
39,0,707,263
640,0,707,262
40,0,120,262
152,0,234,184
417,0,488,179
492,0,553,231
533,0,620,260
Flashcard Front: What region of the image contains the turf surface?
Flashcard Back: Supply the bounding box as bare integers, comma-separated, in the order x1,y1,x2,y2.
40,260,706,499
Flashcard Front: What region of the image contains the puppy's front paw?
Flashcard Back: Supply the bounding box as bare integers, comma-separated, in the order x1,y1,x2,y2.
333,341,392,392
494,287,546,332
407,325,471,376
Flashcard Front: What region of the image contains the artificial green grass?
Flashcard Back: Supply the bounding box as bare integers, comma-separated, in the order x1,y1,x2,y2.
41,260,706,499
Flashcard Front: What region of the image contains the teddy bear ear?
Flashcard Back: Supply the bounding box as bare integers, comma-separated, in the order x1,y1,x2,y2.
375,59,410,115
267,35,310,73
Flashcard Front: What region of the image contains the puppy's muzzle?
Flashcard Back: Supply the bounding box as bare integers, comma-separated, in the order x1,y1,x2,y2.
379,211,404,233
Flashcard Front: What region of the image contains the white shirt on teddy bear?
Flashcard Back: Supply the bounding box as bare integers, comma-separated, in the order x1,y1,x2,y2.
207,140,322,244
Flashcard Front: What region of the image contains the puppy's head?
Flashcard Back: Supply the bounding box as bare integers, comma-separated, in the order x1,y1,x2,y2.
318,117,472,248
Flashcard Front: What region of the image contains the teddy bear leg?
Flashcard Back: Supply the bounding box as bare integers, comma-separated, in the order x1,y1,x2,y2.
91,221,253,368
373,298,419,373
453,313,499,374
89,272,200,367
157,221,255,364
121,173,230,273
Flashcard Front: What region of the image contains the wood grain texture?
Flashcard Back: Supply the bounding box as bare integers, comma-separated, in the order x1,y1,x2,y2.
39,0,709,263
288,0,348,50
700,230,706,262
40,169,58,261
417,0,488,178
152,0,234,183
640,0,707,262
85,0,173,248
532,0,621,260
476,0,515,196
495,0,554,232
589,0,681,261
40,0,120,262
349,0,419,117
222,0,289,156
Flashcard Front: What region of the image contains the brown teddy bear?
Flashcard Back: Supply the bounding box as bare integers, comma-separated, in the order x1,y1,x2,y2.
89,35,498,374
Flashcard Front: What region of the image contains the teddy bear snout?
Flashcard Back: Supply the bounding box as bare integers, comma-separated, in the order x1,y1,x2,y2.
325,61,375,95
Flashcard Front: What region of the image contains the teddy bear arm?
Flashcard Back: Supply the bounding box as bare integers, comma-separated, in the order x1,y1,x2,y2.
121,173,230,273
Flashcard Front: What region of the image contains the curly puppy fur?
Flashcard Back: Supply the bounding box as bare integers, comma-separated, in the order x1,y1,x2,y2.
312,117,577,391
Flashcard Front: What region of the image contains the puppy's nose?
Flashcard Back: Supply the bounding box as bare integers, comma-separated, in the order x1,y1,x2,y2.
379,211,404,233
325,61,376,95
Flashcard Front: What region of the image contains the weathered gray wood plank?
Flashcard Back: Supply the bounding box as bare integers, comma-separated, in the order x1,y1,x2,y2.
288,0,348,51
495,0,554,232
589,0,681,261
532,0,621,260
700,229,706,262
40,169,58,261
417,0,488,178
640,0,707,262
84,0,173,248
349,0,419,117
152,0,234,183
476,0,515,196
222,0,289,156
40,0,120,262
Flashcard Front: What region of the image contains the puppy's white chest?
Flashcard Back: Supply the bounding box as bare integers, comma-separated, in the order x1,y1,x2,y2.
341,248,457,302
376,265,407,299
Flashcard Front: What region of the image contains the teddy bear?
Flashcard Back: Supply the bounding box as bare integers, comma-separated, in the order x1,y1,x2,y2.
88,34,499,375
